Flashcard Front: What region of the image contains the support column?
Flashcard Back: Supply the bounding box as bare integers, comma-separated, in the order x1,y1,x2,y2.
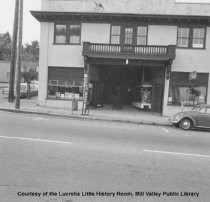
38,22,49,106
82,57,90,115
207,73,210,104
162,61,172,116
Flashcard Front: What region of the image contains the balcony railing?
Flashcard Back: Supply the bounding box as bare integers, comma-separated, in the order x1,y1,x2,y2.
83,42,176,61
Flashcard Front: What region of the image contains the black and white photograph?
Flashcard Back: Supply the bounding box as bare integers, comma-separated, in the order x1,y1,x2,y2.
0,0,210,201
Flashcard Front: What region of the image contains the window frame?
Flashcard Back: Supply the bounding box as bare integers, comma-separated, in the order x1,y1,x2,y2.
54,24,67,44
177,26,206,49
110,25,121,45
54,23,81,45
168,72,209,106
110,24,148,45
136,26,148,45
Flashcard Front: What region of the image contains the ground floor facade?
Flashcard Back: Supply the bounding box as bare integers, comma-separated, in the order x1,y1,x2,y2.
39,55,210,116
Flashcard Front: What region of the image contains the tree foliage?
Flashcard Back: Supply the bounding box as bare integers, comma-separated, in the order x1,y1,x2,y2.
0,32,12,60
21,67,38,83
22,40,39,62
0,32,39,62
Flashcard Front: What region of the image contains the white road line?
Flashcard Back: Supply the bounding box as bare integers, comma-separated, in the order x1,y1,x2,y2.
0,135,73,145
34,117,47,121
162,128,169,133
144,149,210,159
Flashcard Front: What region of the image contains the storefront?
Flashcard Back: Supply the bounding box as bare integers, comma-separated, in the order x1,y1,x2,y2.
168,71,209,106
47,67,84,101
89,65,165,113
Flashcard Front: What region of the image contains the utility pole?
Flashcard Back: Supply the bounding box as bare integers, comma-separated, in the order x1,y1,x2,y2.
15,0,23,109
8,0,19,102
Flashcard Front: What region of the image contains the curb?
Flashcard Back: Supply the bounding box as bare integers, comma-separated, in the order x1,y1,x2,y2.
0,107,172,127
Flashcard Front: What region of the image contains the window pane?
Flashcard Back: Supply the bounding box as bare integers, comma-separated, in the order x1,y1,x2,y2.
111,26,121,35
55,35,66,44
70,35,80,44
48,67,84,100
111,26,121,44
70,25,81,35
111,36,120,44
192,38,204,48
193,28,205,48
177,38,189,47
137,36,147,45
124,28,133,44
55,25,66,43
137,26,147,36
55,25,66,35
178,28,189,38
168,72,208,106
69,25,81,44
193,28,205,39
177,28,189,48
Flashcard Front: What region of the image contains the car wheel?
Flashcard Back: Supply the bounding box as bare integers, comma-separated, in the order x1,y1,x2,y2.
179,118,193,130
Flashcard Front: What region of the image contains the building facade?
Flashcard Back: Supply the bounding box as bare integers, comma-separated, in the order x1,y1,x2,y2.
32,0,210,116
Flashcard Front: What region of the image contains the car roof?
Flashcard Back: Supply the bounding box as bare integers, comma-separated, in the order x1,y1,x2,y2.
195,104,210,108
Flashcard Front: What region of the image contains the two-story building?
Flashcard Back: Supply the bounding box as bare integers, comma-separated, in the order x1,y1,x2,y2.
32,0,210,116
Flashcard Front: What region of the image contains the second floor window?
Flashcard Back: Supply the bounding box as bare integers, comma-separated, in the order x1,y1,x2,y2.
110,25,148,45
55,25,66,44
54,24,81,45
69,25,81,44
137,26,147,45
124,28,134,44
110,26,121,44
177,27,206,49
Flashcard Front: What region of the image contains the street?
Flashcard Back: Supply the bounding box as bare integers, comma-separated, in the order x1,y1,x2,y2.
0,111,210,202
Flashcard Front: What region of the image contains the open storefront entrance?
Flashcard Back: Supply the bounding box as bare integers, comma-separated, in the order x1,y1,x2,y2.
89,65,165,113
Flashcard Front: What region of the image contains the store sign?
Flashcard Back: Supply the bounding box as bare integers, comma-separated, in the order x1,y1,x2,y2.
189,71,197,80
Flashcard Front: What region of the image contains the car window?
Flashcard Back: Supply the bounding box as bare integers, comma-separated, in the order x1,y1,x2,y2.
199,107,206,113
206,107,210,113
192,106,202,112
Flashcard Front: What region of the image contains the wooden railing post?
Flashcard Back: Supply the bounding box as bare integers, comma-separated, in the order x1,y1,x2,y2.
167,45,176,56
82,41,90,55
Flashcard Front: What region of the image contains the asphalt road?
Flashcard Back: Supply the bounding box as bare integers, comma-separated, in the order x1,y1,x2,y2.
0,111,210,202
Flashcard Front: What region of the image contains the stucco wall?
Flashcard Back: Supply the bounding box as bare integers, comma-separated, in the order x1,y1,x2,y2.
42,0,210,16
172,28,210,73
0,61,10,82
47,23,111,68
148,25,177,46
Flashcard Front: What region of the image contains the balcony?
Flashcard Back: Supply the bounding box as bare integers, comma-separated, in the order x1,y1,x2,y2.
83,42,176,61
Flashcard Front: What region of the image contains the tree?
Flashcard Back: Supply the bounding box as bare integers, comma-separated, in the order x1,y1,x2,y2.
22,40,39,62
21,66,38,99
0,32,12,60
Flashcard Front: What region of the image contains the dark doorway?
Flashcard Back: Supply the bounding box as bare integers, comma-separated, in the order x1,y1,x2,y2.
151,84,164,113
90,65,165,113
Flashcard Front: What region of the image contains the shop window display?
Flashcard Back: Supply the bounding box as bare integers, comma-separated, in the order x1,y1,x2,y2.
48,67,83,100
168,72,209,106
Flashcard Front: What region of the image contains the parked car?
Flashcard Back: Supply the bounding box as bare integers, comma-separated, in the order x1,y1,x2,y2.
169,104,210,130
2,83,38,98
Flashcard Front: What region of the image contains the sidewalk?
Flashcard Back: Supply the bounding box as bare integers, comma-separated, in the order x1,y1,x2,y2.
0,93,172,126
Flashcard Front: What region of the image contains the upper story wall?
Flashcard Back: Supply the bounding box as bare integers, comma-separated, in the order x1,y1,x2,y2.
42,21,210,74
46,23,111,67
41,0,210,16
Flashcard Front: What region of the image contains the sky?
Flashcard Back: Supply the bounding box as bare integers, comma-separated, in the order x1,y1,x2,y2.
1,0,210,43
0,0,41,44
176,0,210,2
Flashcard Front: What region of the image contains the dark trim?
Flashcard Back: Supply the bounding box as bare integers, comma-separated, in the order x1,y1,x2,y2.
110,24,148,45
54,23,82,45
177,26,207,49
31,11,210,26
